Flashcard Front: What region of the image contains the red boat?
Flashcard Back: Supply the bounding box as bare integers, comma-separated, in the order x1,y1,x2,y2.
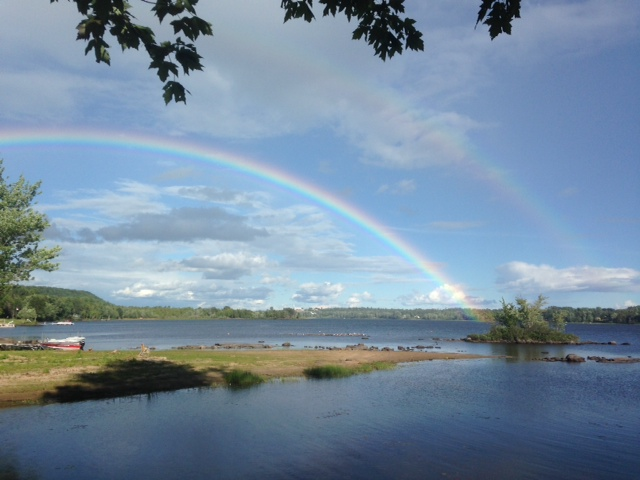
41,336,86,351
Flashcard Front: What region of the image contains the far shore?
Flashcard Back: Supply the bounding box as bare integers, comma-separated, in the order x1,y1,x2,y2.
0,349,493,409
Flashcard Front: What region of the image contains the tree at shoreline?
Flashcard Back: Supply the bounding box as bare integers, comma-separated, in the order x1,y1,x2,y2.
0,160,61,310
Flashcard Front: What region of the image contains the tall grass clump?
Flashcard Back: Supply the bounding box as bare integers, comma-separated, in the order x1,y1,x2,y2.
305,362,396,379
303,365,355,380
304,365,354,379
354,361,395,374
223,369,265,388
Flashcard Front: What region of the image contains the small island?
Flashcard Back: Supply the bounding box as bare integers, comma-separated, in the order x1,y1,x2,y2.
466,295,579,344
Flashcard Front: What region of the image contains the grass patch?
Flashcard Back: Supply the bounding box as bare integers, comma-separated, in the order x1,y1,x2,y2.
0,350,121,376
353,361,395,374
304,362,395,379
223,369,265,388
304,365,353,379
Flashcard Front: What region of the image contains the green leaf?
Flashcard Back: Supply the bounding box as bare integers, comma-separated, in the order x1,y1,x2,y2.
281,0,315,23
163,81,189,104
476,1,521,39
170,16,212,40
175,44,203,74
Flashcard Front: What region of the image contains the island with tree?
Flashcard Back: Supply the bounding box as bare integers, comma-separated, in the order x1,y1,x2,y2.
465,295,579,344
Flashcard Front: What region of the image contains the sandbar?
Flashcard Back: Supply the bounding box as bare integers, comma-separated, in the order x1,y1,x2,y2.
0,349,491,408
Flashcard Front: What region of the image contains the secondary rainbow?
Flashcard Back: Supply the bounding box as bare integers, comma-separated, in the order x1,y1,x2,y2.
0,128,480,313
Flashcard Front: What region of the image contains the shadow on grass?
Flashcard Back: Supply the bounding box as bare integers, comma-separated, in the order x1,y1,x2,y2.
42,358,218,404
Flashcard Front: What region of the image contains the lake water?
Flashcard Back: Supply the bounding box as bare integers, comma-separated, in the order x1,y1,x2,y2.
1,320,639,479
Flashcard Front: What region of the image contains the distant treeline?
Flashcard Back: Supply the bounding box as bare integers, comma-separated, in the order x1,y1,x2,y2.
300,306,640,324
2,286,639,324
305,307,484,321
543,306,640,325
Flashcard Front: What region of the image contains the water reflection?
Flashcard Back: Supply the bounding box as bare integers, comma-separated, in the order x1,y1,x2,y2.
1,323,639,480
489,343,572,361
0,455,39,480
1,357,639,480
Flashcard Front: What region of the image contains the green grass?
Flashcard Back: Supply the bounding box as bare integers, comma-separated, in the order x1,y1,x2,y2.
304,362,395,379
0,350,122,376
353,361,395,373
304,365,353,379
222,369,265,388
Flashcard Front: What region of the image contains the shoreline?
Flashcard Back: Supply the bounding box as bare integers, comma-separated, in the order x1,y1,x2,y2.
0,349,491,409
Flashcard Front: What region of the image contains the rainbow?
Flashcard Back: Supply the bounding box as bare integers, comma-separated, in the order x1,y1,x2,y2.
0,128,482,314
255,32,588,267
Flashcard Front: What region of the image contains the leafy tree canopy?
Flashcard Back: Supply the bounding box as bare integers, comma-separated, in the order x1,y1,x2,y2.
0,160,61,295
51,0,521,104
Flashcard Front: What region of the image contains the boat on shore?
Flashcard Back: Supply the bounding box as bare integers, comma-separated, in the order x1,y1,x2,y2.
41,336,86,351
0,321,15,328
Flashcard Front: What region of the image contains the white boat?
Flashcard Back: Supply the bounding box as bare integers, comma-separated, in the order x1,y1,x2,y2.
53,320,74,325
42,336,86,351
0,321,15,328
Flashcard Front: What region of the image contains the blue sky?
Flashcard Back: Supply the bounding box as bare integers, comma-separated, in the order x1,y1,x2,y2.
0,1,638,310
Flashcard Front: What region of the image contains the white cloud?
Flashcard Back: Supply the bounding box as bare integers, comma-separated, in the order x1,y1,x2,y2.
377,179,417,195
260,275,292,286
113,281,272,306
99,208,268,243
49,207,268,243
347,291,374,307
168,185,269,208
292,282,345,304
398,284,486,308
180,253,268,280
345,109,480,169
496,262,640,293
44,180,168,219
33,174,431,307
114,282,174,299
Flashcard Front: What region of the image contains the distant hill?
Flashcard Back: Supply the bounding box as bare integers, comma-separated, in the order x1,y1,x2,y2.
15,286,108,303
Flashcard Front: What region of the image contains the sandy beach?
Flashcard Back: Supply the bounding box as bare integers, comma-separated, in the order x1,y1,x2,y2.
0,349,490,408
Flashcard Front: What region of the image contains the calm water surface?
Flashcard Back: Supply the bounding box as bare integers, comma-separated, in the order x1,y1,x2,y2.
1,321,638,479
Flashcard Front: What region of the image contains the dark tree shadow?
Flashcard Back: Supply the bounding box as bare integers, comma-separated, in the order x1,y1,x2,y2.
42,358,221,404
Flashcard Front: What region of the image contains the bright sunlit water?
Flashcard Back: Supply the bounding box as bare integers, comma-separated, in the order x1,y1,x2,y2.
1,320,639,479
